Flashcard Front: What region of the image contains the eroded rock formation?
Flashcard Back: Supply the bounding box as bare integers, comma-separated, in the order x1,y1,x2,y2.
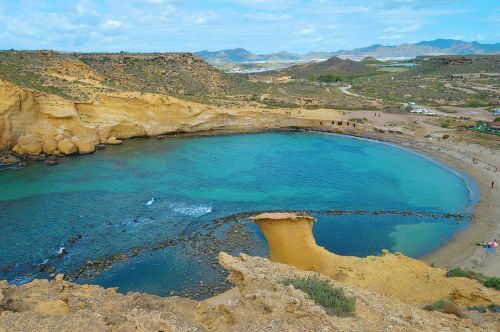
0,79,337,157
1,253,498,331
252,213,500,306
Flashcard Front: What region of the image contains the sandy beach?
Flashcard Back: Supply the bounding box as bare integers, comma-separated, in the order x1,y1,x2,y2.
379,136,500,277
415,140,499,277
331,106,500,277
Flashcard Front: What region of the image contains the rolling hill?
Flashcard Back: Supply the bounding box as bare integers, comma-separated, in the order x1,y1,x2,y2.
282,56,376,79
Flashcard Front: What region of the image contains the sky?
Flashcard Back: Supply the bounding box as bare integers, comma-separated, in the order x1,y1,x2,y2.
0,0,498,54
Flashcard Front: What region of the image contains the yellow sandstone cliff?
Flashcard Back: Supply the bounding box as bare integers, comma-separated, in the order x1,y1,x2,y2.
1,79,349,157
1,253,498,331
251,213,500,306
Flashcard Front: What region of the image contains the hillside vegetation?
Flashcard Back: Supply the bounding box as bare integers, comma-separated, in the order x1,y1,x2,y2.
283,56,377,80
407,55,500,77
0,50,256,102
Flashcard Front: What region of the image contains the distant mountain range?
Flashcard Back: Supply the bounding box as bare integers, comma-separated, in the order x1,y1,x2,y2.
196,39,500,63
196,48,300,63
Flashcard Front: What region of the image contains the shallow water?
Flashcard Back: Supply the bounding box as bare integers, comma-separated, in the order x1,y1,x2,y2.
0,132,478,297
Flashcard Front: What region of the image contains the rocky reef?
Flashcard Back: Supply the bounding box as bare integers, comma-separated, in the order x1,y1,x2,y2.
0,213,499,331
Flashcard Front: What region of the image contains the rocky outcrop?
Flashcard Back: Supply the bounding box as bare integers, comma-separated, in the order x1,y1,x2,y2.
251,213,500,306
0,79,347,157
1,253,498,331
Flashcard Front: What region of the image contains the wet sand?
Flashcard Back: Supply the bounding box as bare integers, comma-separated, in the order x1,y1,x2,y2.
396,139,499,277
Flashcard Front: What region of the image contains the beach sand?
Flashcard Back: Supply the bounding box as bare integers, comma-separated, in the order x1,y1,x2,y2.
399,139,499,277
334,107,499,277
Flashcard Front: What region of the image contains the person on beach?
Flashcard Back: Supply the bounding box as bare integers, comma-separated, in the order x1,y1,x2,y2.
492,181,495,189
484,239,498,255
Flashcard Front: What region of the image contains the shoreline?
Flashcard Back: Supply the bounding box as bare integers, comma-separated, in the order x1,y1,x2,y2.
374,135,499,277
2,127,499,277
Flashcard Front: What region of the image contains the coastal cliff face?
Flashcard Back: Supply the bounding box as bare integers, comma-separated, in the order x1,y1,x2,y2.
252,213,500,306
1,253,497,332
0,79,325,156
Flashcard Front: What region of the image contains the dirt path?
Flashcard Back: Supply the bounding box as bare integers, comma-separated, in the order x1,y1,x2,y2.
339,84,367,98
444,83,477,94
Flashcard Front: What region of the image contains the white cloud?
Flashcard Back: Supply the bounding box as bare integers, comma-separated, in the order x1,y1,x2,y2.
379,34,404,40
191,11,217,25
138,0,167,3
101,20,122,30
76,4,85,15
195,17,207,24
385,24,421,32
243,12,291,21
297,26,315,35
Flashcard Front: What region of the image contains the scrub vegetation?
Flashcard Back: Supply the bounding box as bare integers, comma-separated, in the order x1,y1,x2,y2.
282,276,356,316
446,268,500,290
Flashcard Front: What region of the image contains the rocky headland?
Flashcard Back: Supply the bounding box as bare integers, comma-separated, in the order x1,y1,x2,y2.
0,79,317,157
0,213,498,331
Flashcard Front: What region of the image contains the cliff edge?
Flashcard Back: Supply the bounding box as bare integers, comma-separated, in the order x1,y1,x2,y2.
252,213,500,306
1,253,498,331
1,213,499,331
0,79,327,156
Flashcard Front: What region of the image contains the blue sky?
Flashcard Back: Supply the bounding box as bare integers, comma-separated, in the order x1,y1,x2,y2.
0,0,498,53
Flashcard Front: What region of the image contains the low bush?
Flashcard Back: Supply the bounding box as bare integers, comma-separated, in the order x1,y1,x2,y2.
487,304,500,313
467,304,500,313
446,268,499,290
446,268,468,278
483,277,500,290
282,276,356,316
424,299,463,317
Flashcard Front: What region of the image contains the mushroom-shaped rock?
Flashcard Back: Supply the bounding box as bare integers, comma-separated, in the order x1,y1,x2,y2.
250,212,500,306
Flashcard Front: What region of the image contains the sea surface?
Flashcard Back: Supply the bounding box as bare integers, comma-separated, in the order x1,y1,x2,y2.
0,132,478,298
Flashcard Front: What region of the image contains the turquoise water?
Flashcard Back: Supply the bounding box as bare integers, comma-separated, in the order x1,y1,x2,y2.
0,132,477,297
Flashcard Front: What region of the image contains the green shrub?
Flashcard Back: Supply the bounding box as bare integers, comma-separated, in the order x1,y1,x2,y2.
483,277,500,290
424,299,463,317
446,268,468,278
282,276,356,316
317,74,342,83
487,304,500,313
446,268,499,289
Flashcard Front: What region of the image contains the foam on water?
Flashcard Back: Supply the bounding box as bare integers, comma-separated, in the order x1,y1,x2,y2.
172,203,213,217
